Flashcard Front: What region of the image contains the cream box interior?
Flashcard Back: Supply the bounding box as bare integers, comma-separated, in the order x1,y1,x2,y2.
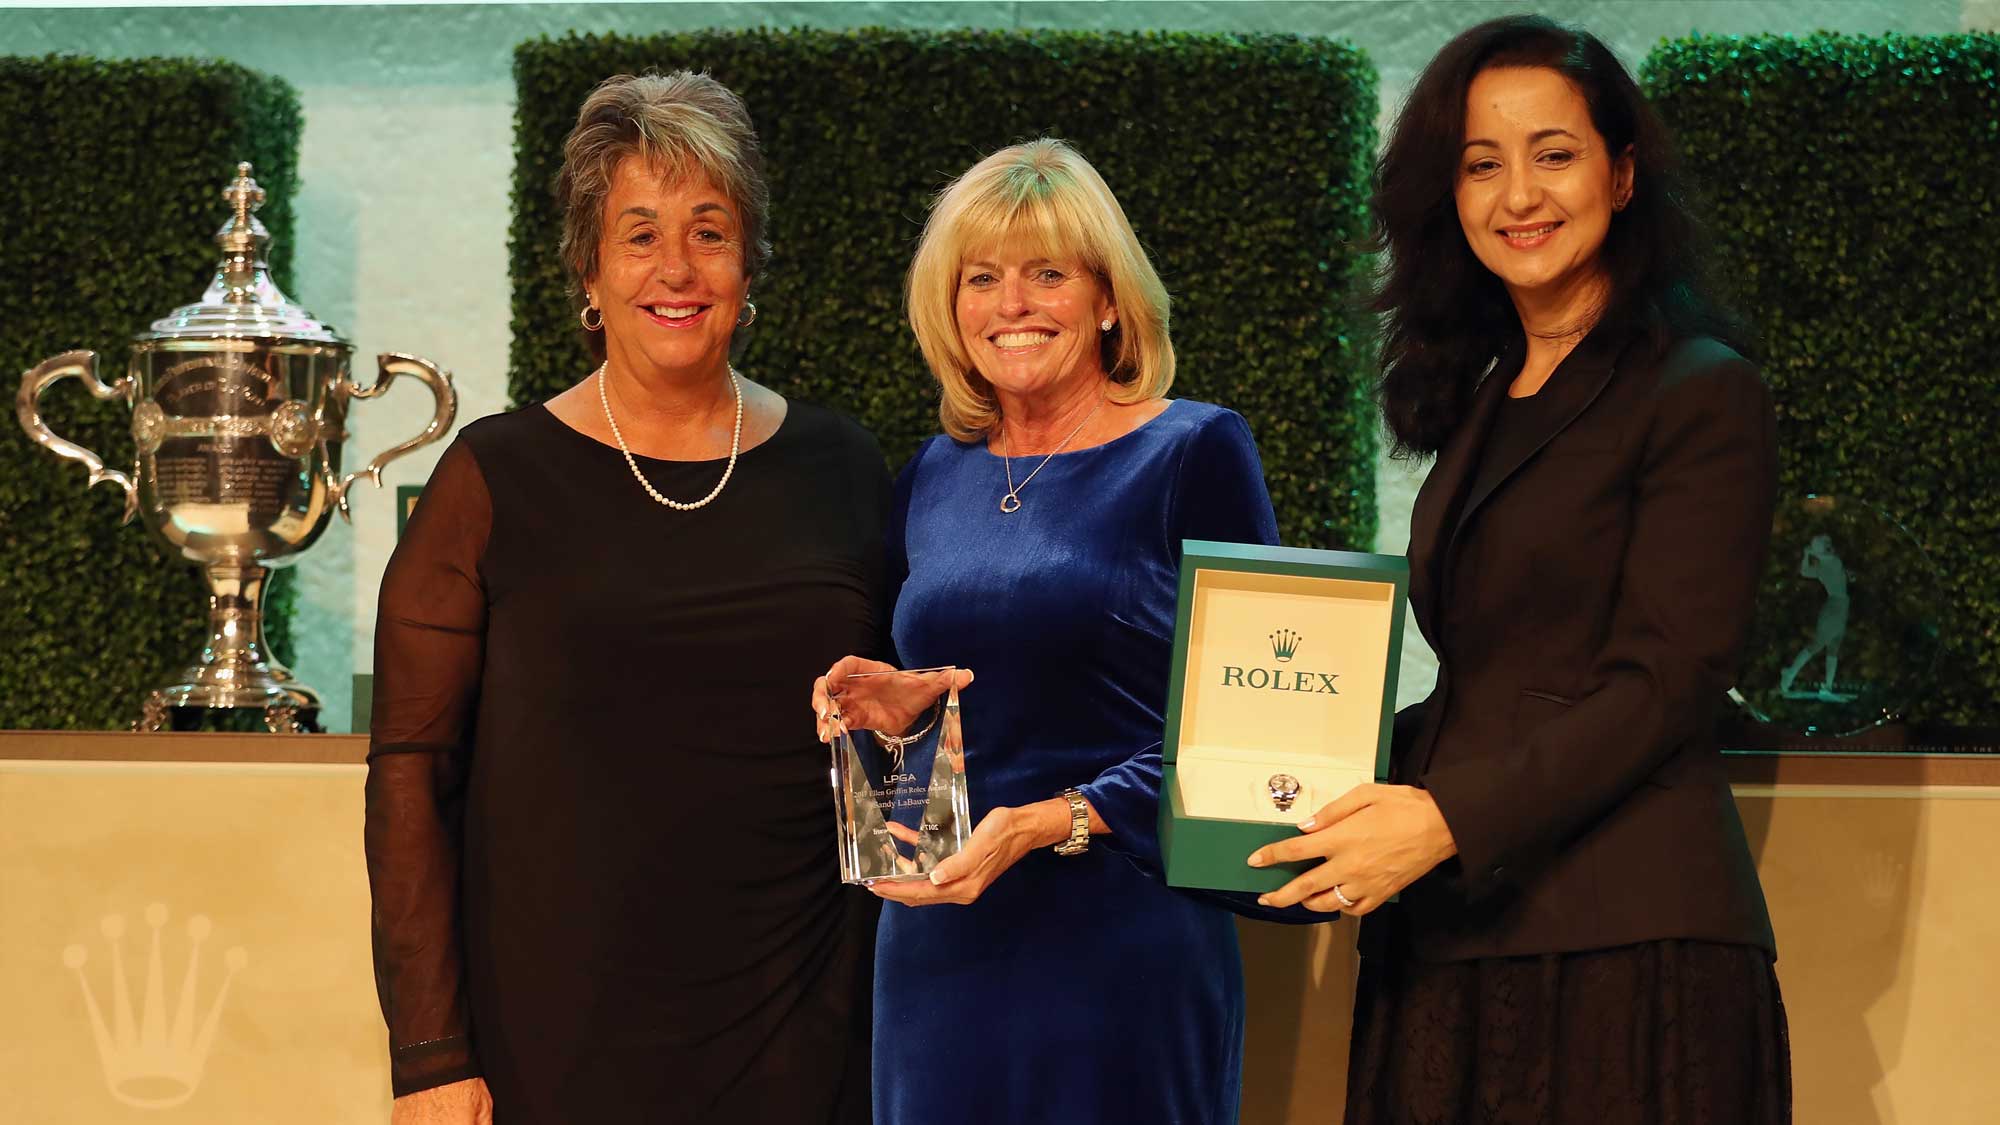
1171,566,1400,822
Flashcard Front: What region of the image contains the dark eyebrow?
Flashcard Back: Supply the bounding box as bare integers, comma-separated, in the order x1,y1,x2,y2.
1462,127,1583,152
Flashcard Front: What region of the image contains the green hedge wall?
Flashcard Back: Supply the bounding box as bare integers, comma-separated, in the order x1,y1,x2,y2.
0,56,301,730
1642,32,2000,726
510,29,1378,551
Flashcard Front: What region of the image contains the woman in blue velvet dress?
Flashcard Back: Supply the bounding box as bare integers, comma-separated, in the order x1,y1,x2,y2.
812,139,1280,1124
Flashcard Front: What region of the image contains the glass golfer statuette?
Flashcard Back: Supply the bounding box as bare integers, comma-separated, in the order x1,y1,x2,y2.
1730,494,1942,737
13,162,456,732
826,667,971,884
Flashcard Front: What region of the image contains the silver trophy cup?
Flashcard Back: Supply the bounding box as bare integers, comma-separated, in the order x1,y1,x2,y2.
14,163,456,732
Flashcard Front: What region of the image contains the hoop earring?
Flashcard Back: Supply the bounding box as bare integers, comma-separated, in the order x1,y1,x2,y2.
736,300,758,329
579,304,603,332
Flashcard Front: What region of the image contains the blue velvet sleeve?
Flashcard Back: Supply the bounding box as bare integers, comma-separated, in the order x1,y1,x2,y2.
1077,408,1281,878
1147,408,1328,924
1167,407,1282,549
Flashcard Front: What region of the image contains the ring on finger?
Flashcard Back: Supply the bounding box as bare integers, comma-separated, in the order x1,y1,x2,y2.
1331,883,1357,909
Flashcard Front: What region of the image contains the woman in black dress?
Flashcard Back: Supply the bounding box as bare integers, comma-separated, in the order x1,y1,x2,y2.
1249,16,1792,1123
364,72,885,1124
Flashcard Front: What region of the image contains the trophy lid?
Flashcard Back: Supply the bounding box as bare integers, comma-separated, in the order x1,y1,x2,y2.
138,162,346,345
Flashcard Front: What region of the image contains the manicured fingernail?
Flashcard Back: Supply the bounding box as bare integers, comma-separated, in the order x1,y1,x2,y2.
1247,853,1266,868
1256,895,1273,907
929,871,947,886
1298,817,1317,831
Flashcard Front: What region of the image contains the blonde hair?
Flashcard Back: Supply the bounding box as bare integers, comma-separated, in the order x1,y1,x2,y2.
907,138,1175,441
556,71,770,317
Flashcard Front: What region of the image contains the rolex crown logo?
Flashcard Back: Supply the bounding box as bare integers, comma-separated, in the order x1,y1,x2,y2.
61,904,248,1109
1270,628,1302,663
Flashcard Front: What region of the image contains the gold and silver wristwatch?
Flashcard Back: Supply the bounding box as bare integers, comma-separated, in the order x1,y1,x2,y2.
1054,788,1090,856
1267,773,1302,812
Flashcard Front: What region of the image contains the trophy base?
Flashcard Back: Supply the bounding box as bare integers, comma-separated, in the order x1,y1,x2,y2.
129,562,323,734
855,871,939,887
136,667,322,734
1780,687,1861,703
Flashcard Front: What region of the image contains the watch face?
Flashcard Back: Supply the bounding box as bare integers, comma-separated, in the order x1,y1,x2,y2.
1268,773,1302,810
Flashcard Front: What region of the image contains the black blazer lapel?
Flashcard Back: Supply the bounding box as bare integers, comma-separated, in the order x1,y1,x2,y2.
1406,325,1633,781
1439,323,1638,582
1408,364,1512,642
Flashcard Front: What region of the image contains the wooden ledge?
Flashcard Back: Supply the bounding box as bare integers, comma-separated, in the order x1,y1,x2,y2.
5,732,1998,786
1726,750,2000,789
0,729,368,765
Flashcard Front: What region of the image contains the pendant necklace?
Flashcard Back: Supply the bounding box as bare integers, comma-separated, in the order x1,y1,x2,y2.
999,398,1104,514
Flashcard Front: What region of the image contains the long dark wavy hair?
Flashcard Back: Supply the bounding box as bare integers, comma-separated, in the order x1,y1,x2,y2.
1371,14,1751,456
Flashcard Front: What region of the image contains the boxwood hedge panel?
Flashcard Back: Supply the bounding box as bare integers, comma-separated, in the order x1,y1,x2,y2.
1643,32,2000,727
510,28,1378,552
0,56,301,729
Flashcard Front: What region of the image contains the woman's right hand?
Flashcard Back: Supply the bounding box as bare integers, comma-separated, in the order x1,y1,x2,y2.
391,1077,493,1125
812,657,972,742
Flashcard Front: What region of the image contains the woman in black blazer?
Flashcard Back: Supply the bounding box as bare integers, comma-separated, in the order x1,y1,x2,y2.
1248,15,1791,1124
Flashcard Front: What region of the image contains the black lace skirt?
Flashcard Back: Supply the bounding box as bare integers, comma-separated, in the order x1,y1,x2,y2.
1345,939,1791,1125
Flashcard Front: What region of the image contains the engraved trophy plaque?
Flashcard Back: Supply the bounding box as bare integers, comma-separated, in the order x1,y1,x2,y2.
827,667,971,884
14,163,457,732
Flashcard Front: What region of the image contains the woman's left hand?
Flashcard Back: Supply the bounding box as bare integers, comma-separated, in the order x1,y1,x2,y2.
868,799,1069,907
1246,784,1458,915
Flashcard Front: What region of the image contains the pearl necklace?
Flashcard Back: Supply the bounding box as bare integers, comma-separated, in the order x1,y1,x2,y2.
595,361,744,511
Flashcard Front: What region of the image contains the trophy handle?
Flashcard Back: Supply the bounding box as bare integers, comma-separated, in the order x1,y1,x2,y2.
15,349,141,524
331,351,458,521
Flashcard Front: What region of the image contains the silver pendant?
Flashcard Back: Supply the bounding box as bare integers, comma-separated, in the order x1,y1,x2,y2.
999,492,1022,514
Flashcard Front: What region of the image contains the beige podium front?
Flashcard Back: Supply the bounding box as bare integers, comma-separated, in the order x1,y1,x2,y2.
6,732,1998,1123
2,732,384,1124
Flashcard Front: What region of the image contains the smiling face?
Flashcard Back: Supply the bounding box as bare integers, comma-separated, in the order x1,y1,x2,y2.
1456,66,1633,308
587,156,748,381
954,240,1115,405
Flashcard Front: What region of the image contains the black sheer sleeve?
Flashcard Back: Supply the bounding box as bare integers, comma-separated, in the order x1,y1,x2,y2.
363,438,489,1097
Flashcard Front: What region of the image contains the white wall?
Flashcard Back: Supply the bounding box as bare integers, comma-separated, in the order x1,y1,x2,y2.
2,1,1973,730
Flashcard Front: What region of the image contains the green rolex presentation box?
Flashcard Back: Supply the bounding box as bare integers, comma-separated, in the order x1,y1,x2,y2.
1160,540,1408,893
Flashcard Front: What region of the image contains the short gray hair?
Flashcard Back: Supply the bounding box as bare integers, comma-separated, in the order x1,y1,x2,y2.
556,70,771,295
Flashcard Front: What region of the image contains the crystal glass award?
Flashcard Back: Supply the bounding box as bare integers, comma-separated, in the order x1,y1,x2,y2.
1731,495,1942,736
827,667,970,884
